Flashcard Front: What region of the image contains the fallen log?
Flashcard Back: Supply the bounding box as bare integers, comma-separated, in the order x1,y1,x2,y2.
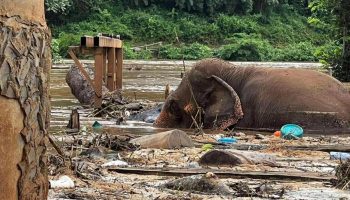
216,143,350,153
107,167,334,182
199,150,278,167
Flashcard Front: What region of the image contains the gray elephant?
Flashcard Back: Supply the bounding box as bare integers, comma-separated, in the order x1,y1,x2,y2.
154,59,350,133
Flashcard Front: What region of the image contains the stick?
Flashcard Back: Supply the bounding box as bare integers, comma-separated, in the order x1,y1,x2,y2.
107,167,334,182
48,135,65,157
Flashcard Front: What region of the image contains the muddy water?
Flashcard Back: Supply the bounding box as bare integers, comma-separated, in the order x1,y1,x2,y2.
50,61,184,135
49,60,327,135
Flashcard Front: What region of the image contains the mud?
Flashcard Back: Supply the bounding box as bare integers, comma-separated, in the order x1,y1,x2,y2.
48,61,350,199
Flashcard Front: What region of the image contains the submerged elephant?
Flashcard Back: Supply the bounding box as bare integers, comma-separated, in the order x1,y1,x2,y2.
154,59,350,133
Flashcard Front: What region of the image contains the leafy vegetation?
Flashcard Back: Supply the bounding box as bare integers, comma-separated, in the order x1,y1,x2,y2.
308,0,350,81
46,0,349,80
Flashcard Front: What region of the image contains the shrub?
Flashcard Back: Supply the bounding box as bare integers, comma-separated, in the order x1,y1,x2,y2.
159,43,213,60
314,41,342,66
216,14,257,35
182,43,213,60
121,11,176,42
273,42,317,61
124,45,153,60
216,37,273,61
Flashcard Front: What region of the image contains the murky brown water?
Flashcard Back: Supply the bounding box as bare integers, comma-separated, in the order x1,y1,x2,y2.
50,61,184,135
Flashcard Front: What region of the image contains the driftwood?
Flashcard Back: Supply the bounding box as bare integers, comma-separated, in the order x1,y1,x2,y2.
67,108,80,131
161,172,233,195
130,129,194,149
199,150,277,167
225,144,350,153
107,167,334,182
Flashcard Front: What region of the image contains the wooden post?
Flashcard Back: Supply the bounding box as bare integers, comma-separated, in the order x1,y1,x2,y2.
94,48,104,108
102,49,107,84
116,48,123,89
107,48,116,91
67,108,80,131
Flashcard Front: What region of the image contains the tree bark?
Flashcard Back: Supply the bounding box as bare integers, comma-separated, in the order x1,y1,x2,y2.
0,0,51,199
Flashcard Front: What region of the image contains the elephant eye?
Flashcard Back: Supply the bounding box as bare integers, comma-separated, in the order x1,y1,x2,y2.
169,100,181,115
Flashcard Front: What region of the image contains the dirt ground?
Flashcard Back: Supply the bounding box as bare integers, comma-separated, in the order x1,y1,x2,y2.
47,124,350,199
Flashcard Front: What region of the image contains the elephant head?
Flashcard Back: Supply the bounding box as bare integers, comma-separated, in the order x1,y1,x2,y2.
154,59,244,130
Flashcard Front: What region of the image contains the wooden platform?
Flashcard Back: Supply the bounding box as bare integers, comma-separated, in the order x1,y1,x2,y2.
68,35,123,108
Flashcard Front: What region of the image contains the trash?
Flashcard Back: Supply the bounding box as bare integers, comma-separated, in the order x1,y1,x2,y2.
231,181,285,199
233,132,246,137
80,147,105,158
213,134,225,141
217,137,237,144
161,172,233,195
187,162,200,168
255,134,266,139
101,160,128,168
92,121,102,129
202,144,214,151
281,124,303,139
274,131,281,137
330,152,350,161
81,125,87,135
49,176,75,189
335,160,350,189
130,129,194,149
199,150,278,167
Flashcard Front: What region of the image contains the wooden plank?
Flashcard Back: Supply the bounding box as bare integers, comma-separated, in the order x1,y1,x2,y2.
94,36,122,48
116,48,123,89
94,48,104,108
107,167,334,182
81,36,94,47
102,49,107,84
107,48,116,91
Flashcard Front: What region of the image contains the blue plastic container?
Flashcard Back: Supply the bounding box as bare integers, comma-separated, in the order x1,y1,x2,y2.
217,137,237,144
281,124,303,139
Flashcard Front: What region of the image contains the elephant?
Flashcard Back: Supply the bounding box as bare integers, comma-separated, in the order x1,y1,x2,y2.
154,59,350,133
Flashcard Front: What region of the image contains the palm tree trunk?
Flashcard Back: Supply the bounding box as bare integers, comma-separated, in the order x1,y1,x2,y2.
0,0,51,199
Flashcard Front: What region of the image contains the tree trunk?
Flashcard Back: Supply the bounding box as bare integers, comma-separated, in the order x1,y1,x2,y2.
0,0,51,199
341,2,350,82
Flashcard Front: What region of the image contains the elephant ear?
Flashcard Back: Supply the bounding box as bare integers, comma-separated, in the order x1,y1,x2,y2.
202,75,243,129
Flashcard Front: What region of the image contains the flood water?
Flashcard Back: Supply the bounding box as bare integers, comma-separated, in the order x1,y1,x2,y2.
50,60,186,135
49,60,328,135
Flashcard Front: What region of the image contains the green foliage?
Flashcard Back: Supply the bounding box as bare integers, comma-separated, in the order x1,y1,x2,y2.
216,14,256,35
216,37,273,61
314,41,342,66
51,39,62,62
121,11,176,42
309,0,350,81
182,43,213,59
45,0,71,14
49,1,335,63
56,33,80,57
124,45,153,59
159,43,213,60
274,42,317,61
